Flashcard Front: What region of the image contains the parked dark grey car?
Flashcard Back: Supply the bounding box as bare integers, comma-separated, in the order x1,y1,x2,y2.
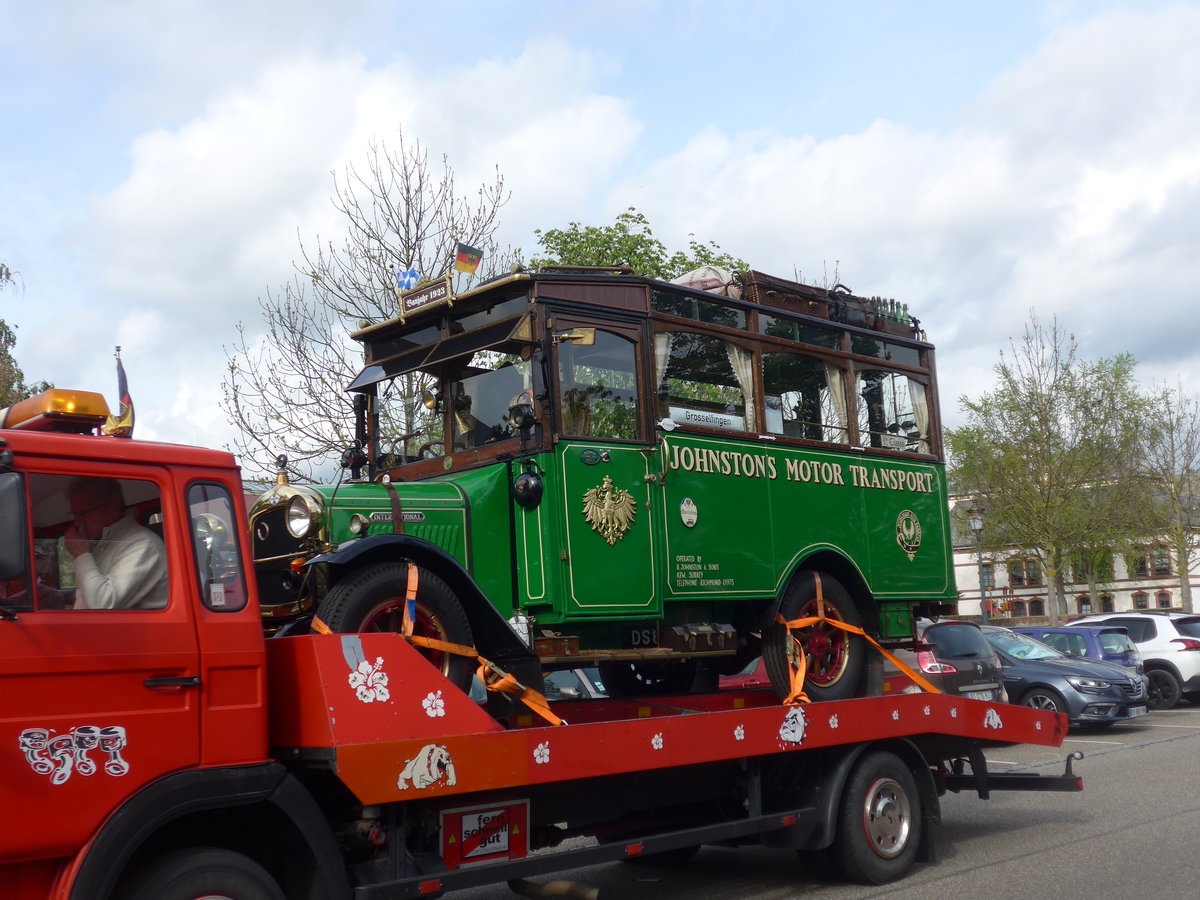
982,626,1150,727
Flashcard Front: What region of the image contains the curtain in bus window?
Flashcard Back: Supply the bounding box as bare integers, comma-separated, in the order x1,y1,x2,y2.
657,331,749,432
761,351,849,443
854,368,928,452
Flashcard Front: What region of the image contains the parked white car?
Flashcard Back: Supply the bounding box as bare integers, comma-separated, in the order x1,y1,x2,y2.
1068,612,1200,709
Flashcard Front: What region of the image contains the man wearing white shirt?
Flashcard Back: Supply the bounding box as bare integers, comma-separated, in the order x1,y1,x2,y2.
64,478,169,610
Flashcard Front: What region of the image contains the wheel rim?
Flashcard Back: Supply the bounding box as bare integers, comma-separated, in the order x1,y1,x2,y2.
860,776,912,859
1023,693,1058,712
360,598,451,675
792,598,849,687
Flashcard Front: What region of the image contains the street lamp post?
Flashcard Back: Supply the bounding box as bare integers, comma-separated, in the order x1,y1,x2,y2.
968,507,988,624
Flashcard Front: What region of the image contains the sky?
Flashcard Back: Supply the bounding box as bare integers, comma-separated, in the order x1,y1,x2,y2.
3,0,1200,474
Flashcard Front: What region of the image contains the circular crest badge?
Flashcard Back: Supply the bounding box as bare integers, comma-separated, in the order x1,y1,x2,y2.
680,497,698,528
896,510,922,561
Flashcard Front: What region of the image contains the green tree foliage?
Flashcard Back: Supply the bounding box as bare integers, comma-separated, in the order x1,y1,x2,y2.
947,315,1156,622
529,207,747,279
0,320,52,407
1139,381,1200,613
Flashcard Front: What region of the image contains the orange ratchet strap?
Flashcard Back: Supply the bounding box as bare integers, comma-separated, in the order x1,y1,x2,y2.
397,563,564,726
776,573,942,704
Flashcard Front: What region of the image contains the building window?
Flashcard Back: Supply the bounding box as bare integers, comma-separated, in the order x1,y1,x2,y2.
1077,596,1092,615
1157,591,1172,609
1133,592,1149,610
1100,594,1114,612
980,562,995,589
1029,598,1045,616
1008,559,1042,588
1011,600,1027,617
1152,545,1171,577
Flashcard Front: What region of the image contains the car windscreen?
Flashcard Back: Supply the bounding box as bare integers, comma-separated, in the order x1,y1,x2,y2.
924,623,993,659
985,630,1063,660
1098,630,1135,654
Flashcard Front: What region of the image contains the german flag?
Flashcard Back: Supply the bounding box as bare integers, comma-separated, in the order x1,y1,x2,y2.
102,349,135,437
453,242,483,275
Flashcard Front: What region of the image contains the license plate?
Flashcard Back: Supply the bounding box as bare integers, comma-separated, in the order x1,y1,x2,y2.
965,690,995,701
1127,705,1149,718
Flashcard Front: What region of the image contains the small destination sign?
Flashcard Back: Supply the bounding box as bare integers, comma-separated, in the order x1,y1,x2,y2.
399,274,453,320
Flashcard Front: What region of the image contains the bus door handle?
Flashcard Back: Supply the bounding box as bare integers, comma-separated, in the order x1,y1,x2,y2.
144,675,201,690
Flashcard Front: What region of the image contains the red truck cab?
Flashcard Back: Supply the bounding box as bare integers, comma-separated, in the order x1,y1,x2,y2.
0,390,275,898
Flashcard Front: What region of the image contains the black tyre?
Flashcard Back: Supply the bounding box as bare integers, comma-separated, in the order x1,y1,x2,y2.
121,847,284,900
763,572,865,702
319,562,475,691
1146,668,1182,710
831,751,922,884
1020,688,1067,715
599,660,698,697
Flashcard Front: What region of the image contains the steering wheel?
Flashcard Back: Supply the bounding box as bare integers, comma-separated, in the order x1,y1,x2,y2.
417,441,467,458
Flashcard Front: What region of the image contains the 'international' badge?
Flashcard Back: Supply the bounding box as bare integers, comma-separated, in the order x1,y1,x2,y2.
896,510,922,561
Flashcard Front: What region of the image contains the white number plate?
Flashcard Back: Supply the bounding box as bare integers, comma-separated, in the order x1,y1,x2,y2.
1127,705,1149,718
965,690,994,701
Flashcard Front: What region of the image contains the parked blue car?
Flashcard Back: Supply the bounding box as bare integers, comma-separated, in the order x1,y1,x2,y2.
981,626,1151,727
1012,626,1143,676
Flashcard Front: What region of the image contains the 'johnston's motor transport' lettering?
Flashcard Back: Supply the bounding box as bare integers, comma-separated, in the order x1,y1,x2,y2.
665,445,934,494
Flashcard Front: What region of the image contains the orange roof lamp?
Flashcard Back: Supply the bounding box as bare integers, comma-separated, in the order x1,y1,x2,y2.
0,389,112,433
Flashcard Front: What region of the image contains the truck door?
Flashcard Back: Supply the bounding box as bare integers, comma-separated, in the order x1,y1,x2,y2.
551,317,659,619
0,468,201,863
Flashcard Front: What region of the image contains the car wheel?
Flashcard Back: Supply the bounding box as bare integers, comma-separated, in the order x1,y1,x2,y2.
1019,688,1067,715
830,751,922,884
1145,669,1182,710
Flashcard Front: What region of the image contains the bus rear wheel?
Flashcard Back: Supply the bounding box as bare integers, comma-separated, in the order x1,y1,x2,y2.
318,562,475,692
763,572,865,702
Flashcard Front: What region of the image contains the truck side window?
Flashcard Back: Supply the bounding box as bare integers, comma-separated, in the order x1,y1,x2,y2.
188,482,248,612
27,473,169,611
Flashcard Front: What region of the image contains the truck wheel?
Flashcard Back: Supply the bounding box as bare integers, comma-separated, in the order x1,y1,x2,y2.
763,573,865,702
831,751,921,884
1146,668,1182,709
600,660,697,697
121,847,284,900
319,562,475,692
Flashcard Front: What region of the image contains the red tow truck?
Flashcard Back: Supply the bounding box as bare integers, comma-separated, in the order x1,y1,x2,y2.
0,389,1081,899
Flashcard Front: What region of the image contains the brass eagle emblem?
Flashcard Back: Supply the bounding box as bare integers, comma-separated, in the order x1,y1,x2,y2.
581,475,638,546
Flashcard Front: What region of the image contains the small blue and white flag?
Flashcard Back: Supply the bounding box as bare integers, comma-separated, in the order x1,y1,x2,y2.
397,266,420,291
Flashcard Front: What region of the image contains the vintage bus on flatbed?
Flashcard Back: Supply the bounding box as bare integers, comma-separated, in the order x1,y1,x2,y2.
250,266,956,700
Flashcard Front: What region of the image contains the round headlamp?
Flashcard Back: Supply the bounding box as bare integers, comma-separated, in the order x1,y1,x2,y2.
286,494,318,538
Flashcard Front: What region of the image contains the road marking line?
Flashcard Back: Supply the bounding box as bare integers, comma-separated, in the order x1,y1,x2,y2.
1063,738,1124,744
1139,723,1200,728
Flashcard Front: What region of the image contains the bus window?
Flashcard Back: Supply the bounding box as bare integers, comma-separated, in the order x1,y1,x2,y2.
557,331,640,440
854,368,931,453
655,331,756,432
449,356,532,450
762,351,849,444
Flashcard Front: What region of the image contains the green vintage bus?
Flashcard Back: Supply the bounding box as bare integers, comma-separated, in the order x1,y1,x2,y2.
249,266,957,700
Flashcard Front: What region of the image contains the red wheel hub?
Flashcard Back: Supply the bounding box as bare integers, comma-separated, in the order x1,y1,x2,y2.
794,599,848,688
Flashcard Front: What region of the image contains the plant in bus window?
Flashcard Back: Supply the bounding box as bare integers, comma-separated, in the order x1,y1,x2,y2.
557,334,639,440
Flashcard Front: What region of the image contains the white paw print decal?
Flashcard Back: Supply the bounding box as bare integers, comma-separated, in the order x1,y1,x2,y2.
651,733,664,750
421,690,446,718
533,741,551,764
828,714,839,729
348,657,390,703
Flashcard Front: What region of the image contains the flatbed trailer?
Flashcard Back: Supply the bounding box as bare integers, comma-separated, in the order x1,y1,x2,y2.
262,633,1079,897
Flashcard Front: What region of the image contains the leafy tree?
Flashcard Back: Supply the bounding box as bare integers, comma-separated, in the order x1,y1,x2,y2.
529,207,746,279
947,315,1154,623
0,320,52,407
221,131,516,480
1139,381,1200,613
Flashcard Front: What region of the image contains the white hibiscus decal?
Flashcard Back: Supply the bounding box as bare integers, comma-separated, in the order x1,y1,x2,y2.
422,690,446,718
651,733,664,750
348,656,390,703
534,742,551,764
